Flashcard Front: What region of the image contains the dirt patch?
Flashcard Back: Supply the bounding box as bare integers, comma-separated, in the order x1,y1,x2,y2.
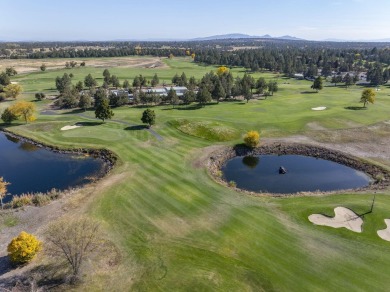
0,57,168,74
308,207,363,233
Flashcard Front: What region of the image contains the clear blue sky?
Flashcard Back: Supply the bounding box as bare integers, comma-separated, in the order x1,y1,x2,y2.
1,0,389,41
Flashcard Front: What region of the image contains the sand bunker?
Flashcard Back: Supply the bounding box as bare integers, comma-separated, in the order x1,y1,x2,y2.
312,106,327,111
61,125,82,131
308,207,363,233
377,219,390,241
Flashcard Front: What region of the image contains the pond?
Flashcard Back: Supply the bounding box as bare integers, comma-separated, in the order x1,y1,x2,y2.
0,132,106,203
222,155,371,194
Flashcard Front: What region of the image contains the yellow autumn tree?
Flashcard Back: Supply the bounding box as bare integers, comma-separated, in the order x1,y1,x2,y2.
7,231,42,264
216,66,229,76
4,83,23,99
244,130,260,148
0,176,10,209
191,53,196,59
9,101,37,123
360,88,376,108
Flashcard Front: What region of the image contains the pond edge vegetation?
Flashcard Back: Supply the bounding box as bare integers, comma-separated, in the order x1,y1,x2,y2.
208,142,390,197
0,129,118,209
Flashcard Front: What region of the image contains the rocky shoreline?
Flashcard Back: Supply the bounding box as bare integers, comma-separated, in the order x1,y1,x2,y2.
208,142,390,196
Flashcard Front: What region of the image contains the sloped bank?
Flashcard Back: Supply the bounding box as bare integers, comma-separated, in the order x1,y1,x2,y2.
208,142,390,196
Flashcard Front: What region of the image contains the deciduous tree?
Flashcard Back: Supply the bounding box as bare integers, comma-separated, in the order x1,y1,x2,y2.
9,101,36,123
360,88,376,108
40,63,46,72
45,217,102,282
0,177,10,209
1,107,18,124
0,72,11,86
141,109,156,127
4,84,23,99
5,67,17,76
216,66,229,76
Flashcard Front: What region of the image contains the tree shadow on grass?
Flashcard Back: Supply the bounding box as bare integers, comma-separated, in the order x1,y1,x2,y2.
62,109,86,115
301,91,318,94
344,106,367,111
0,122,25,129
125,125,148,131
75,121,102,126
175,105,203,110
133,105,156,109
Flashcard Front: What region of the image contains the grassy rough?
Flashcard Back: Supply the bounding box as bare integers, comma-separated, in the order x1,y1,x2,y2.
170,119,241,141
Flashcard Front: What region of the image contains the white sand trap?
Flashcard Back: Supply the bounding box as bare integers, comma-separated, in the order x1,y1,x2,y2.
10,81,19,84
311,106,327,111
308,207,363,233
61,125,82,131
377,219,390,241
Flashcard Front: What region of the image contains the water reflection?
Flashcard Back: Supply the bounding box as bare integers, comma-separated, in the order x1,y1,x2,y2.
242,156,260,169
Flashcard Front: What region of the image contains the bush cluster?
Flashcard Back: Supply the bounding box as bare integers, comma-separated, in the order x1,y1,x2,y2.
243,130,260,148
7,231,42,264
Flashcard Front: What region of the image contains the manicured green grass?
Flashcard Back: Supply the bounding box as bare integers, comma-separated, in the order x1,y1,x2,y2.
169,118,241,141
2,57,390,290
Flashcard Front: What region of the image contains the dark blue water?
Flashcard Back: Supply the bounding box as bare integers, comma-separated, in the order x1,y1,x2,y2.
222,155,370,194
0,132,105,202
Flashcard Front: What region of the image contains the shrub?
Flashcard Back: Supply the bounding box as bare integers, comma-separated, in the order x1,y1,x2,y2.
32,194,51,206
11,194,33,208
1,107,18,124
228,180,237,187
35,92,45,101
243,130,260,148
7,231,42,264
0,92,6,101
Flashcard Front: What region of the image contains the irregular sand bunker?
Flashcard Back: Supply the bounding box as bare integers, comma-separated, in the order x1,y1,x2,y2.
312,106,327,111
377,219,390,241
308,207,363,233
61,124,82,131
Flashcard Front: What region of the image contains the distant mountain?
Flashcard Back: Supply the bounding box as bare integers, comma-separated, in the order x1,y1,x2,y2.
192,33,304,41
276,35,304,41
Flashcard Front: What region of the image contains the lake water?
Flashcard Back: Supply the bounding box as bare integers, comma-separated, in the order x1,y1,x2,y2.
0,132,106,203
222,155,370,194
